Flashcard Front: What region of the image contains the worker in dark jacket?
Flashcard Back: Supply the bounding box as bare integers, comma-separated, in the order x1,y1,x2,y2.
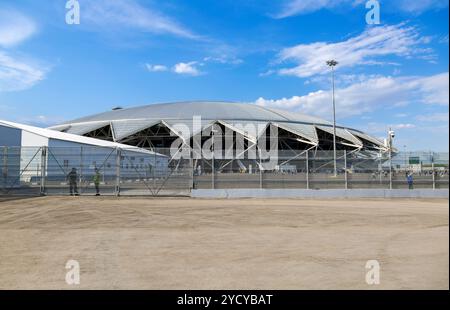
407,173,414,190
67,168,79,196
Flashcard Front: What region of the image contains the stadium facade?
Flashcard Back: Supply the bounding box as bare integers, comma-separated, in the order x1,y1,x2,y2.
49,101,388,159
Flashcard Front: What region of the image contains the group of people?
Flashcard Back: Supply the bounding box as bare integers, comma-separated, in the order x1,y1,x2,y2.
66,168,102,196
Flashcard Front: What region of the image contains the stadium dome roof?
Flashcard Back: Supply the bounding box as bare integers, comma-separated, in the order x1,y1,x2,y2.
49,101,386,151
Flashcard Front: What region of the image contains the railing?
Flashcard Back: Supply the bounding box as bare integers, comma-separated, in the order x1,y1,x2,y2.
0,147,448,196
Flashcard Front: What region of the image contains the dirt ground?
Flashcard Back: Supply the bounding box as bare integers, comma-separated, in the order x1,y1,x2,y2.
0,196,448,290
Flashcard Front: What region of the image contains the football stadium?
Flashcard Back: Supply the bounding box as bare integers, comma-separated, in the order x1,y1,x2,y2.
1,101,448,196
49,101,387,153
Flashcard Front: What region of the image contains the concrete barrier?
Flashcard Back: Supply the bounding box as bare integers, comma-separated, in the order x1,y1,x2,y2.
191,189,449,199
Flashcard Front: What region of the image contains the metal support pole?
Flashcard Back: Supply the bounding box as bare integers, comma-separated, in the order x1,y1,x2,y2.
115,148,121,196
153,151,156,190
306,150,309,190
212,132,215,190
344,150,348,189
40,147,47,195
2,146,7,190
190,152,194,191
327,60,339,177
255,147,262,189
389,149,393,190
79,146,83,193
432,153,436,190
379,151,383,185
332,67,337,177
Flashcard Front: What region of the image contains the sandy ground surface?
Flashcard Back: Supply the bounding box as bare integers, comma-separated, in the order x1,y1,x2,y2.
0,196,448,290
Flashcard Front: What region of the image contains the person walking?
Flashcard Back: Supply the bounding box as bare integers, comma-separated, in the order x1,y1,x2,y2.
67,168,79,196
93,168,101,196
407,173,414,190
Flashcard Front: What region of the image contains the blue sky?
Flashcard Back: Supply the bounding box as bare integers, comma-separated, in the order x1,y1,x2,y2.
0,0,448,151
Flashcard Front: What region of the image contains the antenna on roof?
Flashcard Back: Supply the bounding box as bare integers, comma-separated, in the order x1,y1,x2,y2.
112,106,123,111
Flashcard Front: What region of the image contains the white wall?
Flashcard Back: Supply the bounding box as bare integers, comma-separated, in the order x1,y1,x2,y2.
21,130,48,147
19,132,47,182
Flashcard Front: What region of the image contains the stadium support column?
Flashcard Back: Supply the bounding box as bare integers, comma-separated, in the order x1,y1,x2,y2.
115,148,121,196
40,146,47,196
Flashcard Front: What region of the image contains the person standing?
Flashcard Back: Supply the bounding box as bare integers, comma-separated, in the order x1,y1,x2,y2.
93,168,101,196
407,173,414,190
67,168,79,196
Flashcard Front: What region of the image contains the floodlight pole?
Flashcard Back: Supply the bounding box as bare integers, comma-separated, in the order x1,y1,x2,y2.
327,60,339,177
387,128,394,190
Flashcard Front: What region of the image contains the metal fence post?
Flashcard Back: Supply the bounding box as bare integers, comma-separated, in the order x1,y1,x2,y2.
389,149,393,190
212,156,215,190
153,151,156,191
379,152,383,186
259,149,263,189
432,152,436,190
40,146,47,195
306,150,309,190
2,146,7,190
79,147,83,191
190,155,194,191
344,150,348,189
115,148,121,196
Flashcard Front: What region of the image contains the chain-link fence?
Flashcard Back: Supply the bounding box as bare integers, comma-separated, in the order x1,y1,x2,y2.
0,147,448,196
0,146,192,197
193,150,449,190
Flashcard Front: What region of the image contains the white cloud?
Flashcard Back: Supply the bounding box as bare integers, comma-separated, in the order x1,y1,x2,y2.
259,69,276,77
275,0,358,18
253,72,449,119
0,9,46,92
276,0,448,18
0,51,47,92
203,55,243,65
365,122,416,135
391,123,416,129
0,9,36,47
395,113,409,118
173,61,202,76
416,112,449,122
145,64,168,72
17,115,66,127
395,0,449,14
415,73,450,105
440,35,449,44
145,53,243,75
82,0,198,39
277,23,431,78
